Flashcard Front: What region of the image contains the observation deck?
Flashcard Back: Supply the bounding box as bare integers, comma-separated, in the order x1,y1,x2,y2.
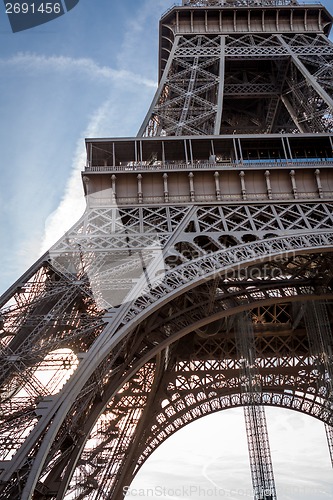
83,133,333,206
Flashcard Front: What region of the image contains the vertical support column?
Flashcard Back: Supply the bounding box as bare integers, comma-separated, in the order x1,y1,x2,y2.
111,175,116,204
176,42,201,135
189,139,194,167
289,170,298,199
239,171,247,200
137,174,143,203
233,137,239,164
304,301,333,388
235,313,277,500
314,169,323,199
304,301,333,467
188,172,195,202
325,424,333,468
137,36,180,137
244,405,276,500
264,171,272,200
238,138,244,163
184,139,189,165
83,176,90,208
214,171,221,201
214,35,226,135
89,143,93,168
163,173,169,203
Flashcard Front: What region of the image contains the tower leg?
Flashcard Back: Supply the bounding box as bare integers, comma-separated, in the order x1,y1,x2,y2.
325,424,333,468
235,313,277,500
304,301,333,469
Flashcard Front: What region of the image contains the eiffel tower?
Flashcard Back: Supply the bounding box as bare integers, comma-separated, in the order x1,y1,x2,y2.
1,0,333,498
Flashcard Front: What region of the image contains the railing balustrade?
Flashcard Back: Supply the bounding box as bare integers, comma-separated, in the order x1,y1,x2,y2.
85,158,333,173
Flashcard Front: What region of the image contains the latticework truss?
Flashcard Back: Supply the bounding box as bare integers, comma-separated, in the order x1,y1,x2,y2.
304,301,333,467
1,0,333,498
326,424,333,467
140,31,333,135
1,201,333,498
235,313,277,500
140,34,224,136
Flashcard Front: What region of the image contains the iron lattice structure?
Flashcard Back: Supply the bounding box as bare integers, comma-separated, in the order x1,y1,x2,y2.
235,312,277,500
1,0,333,498
244,405,276,500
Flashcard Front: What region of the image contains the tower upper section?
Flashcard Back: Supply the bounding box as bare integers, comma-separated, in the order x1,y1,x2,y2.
84,0,333,205
138,0,333,136
159,1,332,75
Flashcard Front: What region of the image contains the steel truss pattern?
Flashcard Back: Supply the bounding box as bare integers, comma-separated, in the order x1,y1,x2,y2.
235,313,277,500
139,32,333,135
1,0,333,499
304,301,333,467
326,424,333,467
1,202,333,498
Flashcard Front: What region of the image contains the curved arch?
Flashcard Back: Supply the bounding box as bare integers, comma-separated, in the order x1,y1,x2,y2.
135,379,333,471
62,269,333,497
62,262,333,449
18,235,333,497
134,394,333,474
66,340,333,499
121,232,333,327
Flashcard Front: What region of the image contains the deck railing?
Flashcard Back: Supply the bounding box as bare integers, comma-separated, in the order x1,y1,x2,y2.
85,158,333,173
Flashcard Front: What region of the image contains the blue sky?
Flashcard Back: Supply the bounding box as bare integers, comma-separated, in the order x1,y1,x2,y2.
1,0,333,498
0,0,162,292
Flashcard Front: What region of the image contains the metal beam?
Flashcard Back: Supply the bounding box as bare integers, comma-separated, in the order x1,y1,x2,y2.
214,35,226,135
235,312,277,500
137,36,180,137
280,95,307,133
325,424,333,468
278,35,333,112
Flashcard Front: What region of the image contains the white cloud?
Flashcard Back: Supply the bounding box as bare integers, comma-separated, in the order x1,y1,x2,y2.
40,0,162,252
41,97,115,251
0,0,168,275
0,52,157,88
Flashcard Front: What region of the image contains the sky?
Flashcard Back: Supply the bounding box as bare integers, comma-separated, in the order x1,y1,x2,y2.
1,0,333,498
